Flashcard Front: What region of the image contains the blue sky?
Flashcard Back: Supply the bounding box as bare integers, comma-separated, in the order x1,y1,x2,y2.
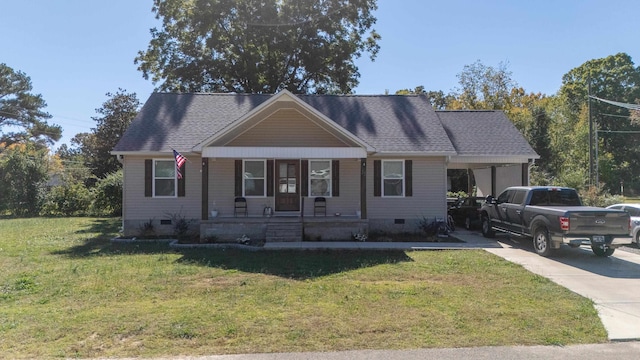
2,0,639,149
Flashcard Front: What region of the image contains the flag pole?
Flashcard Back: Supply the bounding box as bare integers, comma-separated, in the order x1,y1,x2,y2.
171,148,192,163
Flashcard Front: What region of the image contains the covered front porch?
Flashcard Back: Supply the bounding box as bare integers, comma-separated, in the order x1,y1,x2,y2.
198,146,369,241
201,213,368,242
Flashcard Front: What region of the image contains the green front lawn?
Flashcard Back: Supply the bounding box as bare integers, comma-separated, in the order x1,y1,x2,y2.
0,217,607,359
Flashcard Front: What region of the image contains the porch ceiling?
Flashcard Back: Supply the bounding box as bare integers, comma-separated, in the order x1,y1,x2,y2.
202,146,367,159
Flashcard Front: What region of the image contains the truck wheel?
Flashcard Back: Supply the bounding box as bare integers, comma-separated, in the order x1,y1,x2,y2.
533,226,555,257
481,215,495,238
591,246,615,257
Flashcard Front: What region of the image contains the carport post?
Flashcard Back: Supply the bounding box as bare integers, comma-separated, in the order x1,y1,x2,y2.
491,166,496,196
521,163,529,186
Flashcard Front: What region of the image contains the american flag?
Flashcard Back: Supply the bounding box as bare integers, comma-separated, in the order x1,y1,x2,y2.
173,149,186,179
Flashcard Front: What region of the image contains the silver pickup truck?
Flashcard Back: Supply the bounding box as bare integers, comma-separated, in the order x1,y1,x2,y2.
480,186,632,257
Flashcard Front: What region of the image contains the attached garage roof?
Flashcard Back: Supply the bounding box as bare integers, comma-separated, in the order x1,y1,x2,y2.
436,110,538,158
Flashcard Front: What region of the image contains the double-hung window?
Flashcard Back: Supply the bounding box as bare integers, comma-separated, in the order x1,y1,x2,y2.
382,160,404,197
154,159,177,197
244,160,266,196
310,160,331,197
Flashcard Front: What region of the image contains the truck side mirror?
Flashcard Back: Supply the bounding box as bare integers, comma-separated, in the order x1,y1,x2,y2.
486,195,496,204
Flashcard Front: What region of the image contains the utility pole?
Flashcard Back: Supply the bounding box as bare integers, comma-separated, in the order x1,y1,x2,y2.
588,81,593,187
595,124,599,189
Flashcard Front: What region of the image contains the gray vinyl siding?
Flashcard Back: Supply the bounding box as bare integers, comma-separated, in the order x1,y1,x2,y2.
227,108,348,147
367,157,447,227
302,159,361,216
122,155,201,234
208,158,241,216
121,154,447,235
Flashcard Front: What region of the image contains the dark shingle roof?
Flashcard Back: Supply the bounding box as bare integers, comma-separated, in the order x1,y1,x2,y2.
436,110,538,157
113,92,536,159
297,95,455,153
113,93,271,153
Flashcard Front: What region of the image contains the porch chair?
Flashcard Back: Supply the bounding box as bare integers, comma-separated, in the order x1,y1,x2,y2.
234,197,248,217
314,197,327,216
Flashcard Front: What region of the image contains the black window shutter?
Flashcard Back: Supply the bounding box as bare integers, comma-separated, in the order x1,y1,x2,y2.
178,163,186,197
235,160,242,197
301,160,308,197
373,160,382,196
267,160,274,197
373,160,381,197
332,160,340,197
145,159,152,197
405,160,412,197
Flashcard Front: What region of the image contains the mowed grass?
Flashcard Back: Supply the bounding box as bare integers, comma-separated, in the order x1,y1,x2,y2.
0,218,607,359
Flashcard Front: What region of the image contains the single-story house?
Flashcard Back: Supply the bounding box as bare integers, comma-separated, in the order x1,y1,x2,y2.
112,90,538,241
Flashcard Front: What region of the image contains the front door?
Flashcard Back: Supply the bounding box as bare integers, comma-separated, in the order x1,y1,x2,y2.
275,160,300,212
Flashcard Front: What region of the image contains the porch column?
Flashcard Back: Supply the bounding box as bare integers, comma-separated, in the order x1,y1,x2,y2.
467,169,473,195
201,158,209,220
360,158,367,219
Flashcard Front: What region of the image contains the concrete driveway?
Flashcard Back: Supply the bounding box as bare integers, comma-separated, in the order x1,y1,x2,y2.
479,233,640,341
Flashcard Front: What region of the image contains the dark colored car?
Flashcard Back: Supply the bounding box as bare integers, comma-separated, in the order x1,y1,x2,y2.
448,197,485,230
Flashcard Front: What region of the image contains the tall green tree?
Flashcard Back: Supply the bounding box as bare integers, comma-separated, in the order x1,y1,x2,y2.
395,86,454,110
75,89,140,180
527,106,552,172
54,143,94,193
450,60,517,110
0,143,49,216
135,0,380,94
92,169,123,216
560,53,640,194
446,61,547,135
0,63,61,147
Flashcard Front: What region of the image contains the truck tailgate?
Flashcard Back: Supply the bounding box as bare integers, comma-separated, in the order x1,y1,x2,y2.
569,208,629,235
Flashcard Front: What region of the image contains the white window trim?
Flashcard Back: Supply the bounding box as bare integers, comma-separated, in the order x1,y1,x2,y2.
243,159,267,198
382,159,405,197
309,159,332,198
153,158,177,198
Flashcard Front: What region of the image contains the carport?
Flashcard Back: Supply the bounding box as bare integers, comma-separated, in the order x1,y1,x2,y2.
437,110,539,196
448,161,533,197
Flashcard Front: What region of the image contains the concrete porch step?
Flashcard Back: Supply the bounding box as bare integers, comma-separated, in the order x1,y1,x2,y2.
266,221,303,242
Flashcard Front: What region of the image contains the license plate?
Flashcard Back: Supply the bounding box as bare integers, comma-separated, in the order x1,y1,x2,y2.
593,235,605,243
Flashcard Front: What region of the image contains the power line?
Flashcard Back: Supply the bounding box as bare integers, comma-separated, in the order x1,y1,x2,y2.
590,95,640,110
599,113,631,118
597,130,640,134
1,110,94,128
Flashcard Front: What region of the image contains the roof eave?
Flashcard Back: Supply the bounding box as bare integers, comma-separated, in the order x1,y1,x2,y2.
110,150,199,157
449,154,539,163
371,151,457,157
